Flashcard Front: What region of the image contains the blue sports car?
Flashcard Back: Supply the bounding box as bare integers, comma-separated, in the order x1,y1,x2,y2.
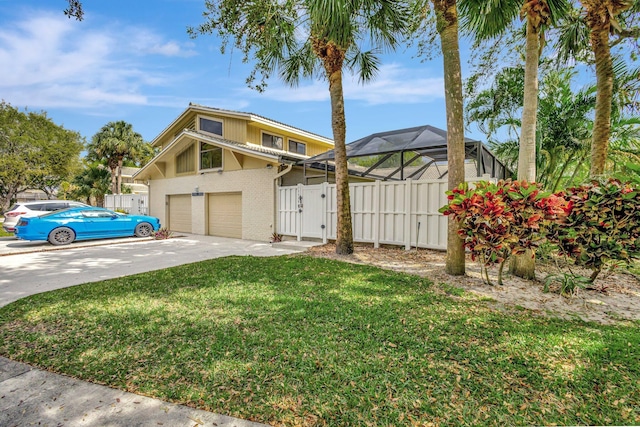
14,206,161,246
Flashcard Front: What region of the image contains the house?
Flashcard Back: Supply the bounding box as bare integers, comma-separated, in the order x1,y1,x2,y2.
135,104,509,243
133,103,335,241
120,167,149,194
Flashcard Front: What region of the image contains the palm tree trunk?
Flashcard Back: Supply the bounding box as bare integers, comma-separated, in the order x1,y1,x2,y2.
588,16,613,177
109,167,117,195
117,158,124,194
328,68,354,255
511,17,540,280
434,0,465,275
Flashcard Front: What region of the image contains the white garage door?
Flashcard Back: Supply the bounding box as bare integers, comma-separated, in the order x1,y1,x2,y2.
208,193,242,238
168,194,192,233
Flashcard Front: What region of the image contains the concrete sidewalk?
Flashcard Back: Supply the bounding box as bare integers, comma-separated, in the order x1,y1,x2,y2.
0,235,321,426
0,357,268,427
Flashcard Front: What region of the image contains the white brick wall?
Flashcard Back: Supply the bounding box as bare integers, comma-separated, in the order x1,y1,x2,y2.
148,168,277,241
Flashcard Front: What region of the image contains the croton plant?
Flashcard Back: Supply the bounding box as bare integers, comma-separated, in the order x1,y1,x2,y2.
441,178,640,285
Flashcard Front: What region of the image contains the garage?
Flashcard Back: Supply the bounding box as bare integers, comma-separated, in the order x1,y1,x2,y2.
168,194,192,233
208,192,242,238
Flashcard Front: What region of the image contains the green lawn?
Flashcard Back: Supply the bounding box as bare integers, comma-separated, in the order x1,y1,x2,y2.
0,255,638,426
0,220,11,237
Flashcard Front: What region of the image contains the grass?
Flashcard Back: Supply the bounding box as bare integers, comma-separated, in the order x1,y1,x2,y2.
0,215,12,237
0,255,638,426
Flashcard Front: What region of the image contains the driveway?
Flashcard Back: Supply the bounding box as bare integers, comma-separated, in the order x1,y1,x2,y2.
0,234,310,308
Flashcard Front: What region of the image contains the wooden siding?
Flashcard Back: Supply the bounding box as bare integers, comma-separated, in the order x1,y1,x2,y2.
247,123,332,157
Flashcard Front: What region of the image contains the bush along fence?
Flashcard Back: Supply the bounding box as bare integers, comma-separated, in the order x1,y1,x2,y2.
440,178,640,288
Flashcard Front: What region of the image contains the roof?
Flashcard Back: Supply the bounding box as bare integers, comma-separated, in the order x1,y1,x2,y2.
307,125,480,161
302,125,511,180
134,129,307,179
149,103,334,148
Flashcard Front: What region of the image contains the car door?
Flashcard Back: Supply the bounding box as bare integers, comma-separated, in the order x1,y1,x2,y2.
79,210,131,237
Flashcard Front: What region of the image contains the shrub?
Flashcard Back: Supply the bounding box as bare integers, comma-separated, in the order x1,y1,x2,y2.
543,272,591,297
152,227,174,240
270,232,283,243
546,179,640,282
440,180,565,285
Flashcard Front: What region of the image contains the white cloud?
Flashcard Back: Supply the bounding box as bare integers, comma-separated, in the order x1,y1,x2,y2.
0,11,195,109
252,63,444,105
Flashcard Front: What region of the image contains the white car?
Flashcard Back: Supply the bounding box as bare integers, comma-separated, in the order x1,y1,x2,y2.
2,200,88,233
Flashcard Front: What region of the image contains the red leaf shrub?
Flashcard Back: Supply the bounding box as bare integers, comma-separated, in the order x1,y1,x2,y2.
546,179,640,281
441,180,566,285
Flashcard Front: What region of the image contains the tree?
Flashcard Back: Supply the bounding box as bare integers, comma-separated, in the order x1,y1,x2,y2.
64,0,84,20
432,0,467,275
467,65,597,191
190,0,410,255
555,0,639,177
460,0,569,279
86,121,146,195
0,102,83,211
65,161,112,207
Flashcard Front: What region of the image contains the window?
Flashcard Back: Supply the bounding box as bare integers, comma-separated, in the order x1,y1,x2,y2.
288,140,306,155
199,117,223,136
262,132,283,150
200,141,223,170
176,144,195,174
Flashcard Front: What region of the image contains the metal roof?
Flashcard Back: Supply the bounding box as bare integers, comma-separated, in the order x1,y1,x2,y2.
303,125,511,180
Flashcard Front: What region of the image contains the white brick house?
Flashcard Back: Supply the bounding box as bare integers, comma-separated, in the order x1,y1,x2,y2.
133,104,335,241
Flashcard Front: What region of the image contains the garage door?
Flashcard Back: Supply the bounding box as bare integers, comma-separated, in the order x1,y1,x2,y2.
168,194,192,233
208,193,242,238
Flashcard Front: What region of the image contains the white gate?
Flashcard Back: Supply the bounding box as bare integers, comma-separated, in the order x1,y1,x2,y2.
277,177,491,250
300,184,326,239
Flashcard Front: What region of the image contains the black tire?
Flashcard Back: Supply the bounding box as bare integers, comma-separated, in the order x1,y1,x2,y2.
48,227,76,246
134,222,153,238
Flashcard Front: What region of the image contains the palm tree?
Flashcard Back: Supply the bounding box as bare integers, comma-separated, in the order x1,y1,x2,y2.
190,0,410,255
87,121,145,194
460,0,569,279
418,0,467,275
468,65,597,191
68,162,111,206
555,0,636,177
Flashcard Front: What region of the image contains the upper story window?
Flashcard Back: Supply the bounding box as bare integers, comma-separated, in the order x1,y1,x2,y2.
289,140,306,155
200,141,222,170
262,132,283,150
199,117,223,137
176,144,195,174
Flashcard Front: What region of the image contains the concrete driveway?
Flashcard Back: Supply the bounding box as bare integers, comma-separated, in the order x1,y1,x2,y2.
0,234,309,308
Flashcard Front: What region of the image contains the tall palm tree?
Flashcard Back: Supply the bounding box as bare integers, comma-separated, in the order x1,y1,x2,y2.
87,121,145,194
573,0,634,176
460,0,569,279
421,0,467,275
191,0,410,255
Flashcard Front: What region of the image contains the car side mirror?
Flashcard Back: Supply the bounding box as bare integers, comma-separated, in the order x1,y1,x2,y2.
111,214,118,219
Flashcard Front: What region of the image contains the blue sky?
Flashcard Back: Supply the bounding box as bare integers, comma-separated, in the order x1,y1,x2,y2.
1,0,475,145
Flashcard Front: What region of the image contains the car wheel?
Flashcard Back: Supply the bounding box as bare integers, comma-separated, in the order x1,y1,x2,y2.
48,227,76,246
134,222,153,237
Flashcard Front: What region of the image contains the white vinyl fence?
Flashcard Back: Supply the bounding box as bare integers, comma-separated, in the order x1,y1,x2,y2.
104,194,149,215
277,177,491,250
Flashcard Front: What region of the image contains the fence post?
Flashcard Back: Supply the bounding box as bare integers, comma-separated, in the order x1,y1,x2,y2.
373,180,380,249
296,183,303,242
322,181,328,244
404,179,413,250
